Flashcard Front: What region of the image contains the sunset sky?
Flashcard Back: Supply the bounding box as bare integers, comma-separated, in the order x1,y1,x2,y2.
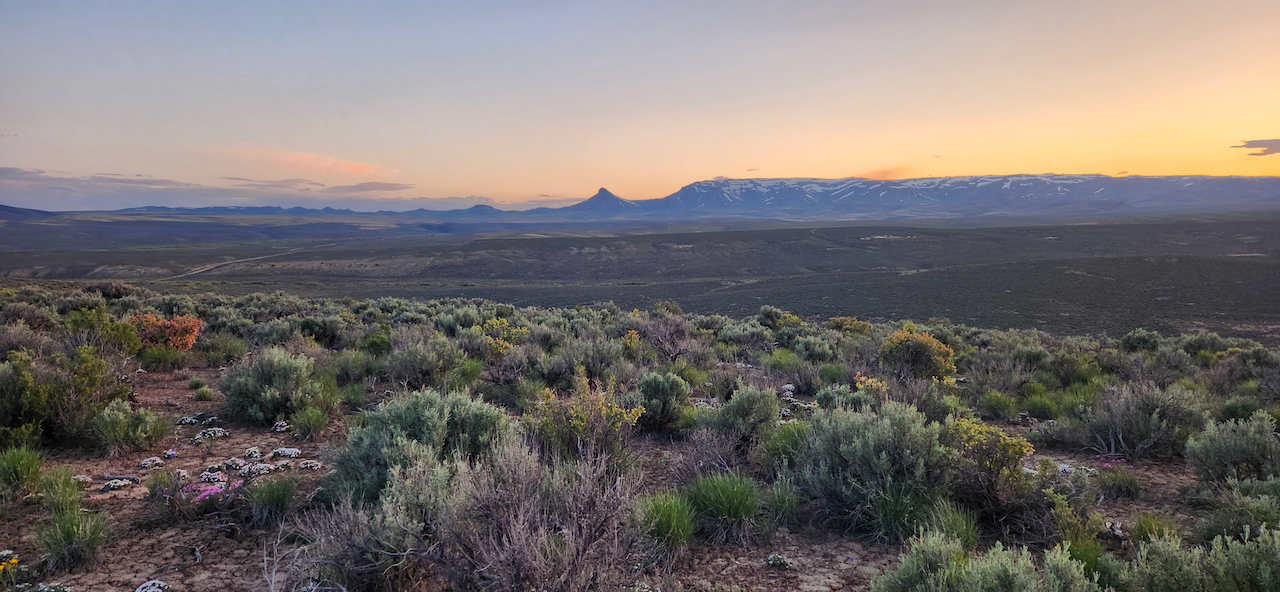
1,0,1278,210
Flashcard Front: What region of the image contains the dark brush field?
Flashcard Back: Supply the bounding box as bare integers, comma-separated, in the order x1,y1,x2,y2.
4,214,1280,344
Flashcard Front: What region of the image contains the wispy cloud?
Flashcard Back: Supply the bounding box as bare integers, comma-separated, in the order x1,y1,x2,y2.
856,166,913,180
0,167,533,212
221,177,328,190
511,197,585,209
0,167,201,188
318,182,416,194
221,148,387,175
1234,139,1280,157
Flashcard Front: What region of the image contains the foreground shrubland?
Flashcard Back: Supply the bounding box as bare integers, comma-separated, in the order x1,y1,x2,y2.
1,283,1279,590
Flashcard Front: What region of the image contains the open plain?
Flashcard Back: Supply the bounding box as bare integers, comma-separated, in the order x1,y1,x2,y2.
4,214,1279,344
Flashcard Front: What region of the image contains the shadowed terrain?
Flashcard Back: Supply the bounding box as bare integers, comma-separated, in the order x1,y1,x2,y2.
4,214,1279,343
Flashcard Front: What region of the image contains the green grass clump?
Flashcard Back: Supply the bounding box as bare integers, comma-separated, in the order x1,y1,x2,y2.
291,406,329,441
1219,396,1261,422
1097,466,1141,500
927,500,980,552
1129,512,1180,544
763,475,800,536
0,446,44,496
39,468,83,516
187,377,207,390
193,385,214,401
685,472,760,545
144,468,177,498
245,476,295,527
342,383,369,408
33,463,108,572
639,491,695,558
140,346,183,372
35,509,109,572
977,391,1018,421
1022,394,1061,420
763,421,809,470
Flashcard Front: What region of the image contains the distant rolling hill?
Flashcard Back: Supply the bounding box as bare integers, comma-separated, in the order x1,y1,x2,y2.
407,174,1280,221
0,204,57,221
633,174,1280,219
1,174,1278,249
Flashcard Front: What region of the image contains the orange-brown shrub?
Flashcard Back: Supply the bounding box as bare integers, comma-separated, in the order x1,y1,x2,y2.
130,313,202,351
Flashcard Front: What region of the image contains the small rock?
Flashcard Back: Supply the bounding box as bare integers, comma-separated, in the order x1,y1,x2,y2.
177,416,200,426
299,460,322,470
101,479,132,492
273,447,302,458
238,463,274,478
245,446,263,460
223,457,246,470
199,471,225,483
194,427,228,441
766,553,790,570
71,474,93,485
139,457,164,470
136,580,171,592
271,420,291,433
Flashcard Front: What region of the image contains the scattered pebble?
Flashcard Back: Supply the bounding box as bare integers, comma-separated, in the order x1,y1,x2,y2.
100,479,132,492
194,427,229,441
136,580,171,592
238,463,275,478
199,471,225,483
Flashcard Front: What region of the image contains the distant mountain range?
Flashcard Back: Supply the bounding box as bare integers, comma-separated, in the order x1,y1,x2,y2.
4,175,1280,224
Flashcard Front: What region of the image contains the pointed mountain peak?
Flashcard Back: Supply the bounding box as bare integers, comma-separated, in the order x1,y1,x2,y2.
566,187,638,210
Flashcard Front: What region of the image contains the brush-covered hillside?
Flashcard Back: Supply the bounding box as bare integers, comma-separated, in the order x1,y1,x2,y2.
1,283,1279,592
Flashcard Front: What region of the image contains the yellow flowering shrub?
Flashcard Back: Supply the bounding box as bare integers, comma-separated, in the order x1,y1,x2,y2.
879,329,957,381
527,368,643,462
482,317,528,344
949,417,1034,485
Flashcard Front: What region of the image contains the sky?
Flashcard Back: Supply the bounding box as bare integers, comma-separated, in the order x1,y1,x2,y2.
1,0,1278,211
